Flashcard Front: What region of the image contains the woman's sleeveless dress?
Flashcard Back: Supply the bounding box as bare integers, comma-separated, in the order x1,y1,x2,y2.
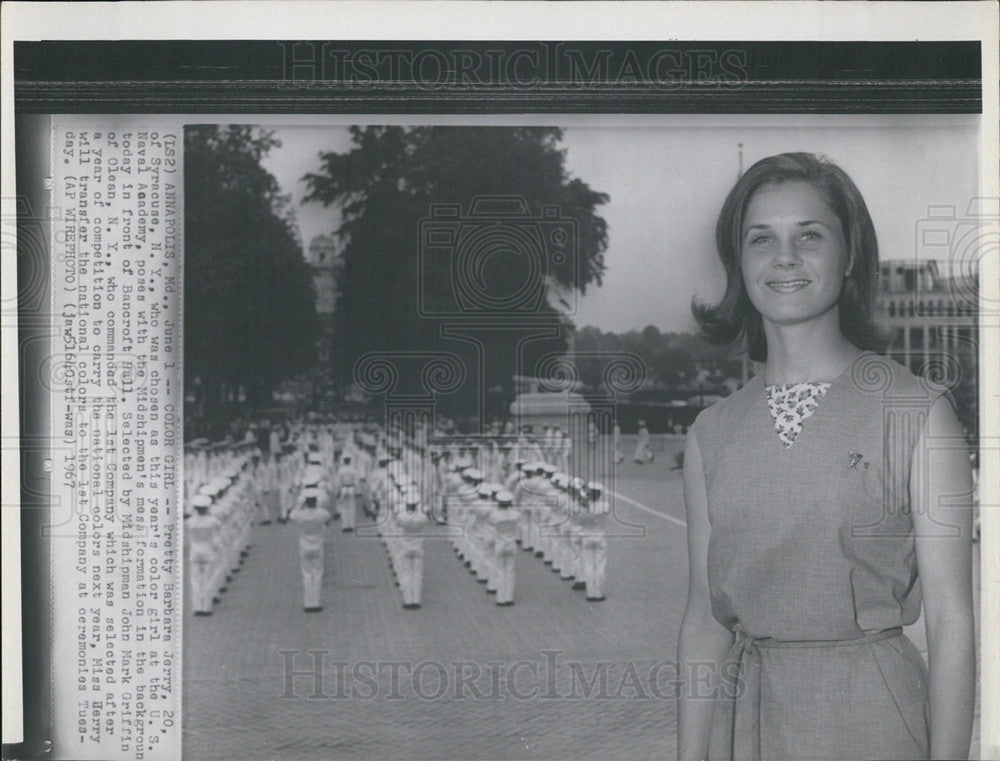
691,352,949,761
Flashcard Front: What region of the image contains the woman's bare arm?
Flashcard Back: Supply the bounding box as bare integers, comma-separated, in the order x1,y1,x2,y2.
911,394,975,760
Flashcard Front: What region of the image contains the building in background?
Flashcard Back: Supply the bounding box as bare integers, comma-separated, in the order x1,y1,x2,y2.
307,234,343,405
875,258,978,439
876,259,977,372
307,234,343,365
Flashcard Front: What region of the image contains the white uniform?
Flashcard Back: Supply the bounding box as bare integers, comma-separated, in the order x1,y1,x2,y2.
543,427,557,464
581,496,609,600
278,456,298,521
396,507,427,607
489,506,519,605
558,433,571,473
504,471,526,544
454,482,479,564
258,457,279,523
206,491,229,595
368,464,389,521
213,486,238,578
289,503,332,610
471,496,493,584
187,511,221,614
547,489,569,572
531,477,559,561
557,491,576,580
337,463,360,531
515,475,541,554
440,469,463,548
633,424,653,463
569,503,586,587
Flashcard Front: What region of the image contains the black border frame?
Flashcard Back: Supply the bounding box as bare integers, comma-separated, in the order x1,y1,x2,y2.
8,35,986,761
14,40,983,113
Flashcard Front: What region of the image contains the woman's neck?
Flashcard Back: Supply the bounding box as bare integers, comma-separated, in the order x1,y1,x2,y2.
761,316,863,386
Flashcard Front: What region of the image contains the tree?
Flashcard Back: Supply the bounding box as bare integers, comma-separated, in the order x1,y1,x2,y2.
303,126,609,419
185,125,319,411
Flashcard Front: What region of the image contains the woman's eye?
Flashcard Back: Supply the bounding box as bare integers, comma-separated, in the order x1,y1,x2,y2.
748,234,773,246
799,230,822,243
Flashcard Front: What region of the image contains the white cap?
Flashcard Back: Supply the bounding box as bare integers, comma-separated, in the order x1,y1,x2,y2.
191,495,212,509
302,487,320,501
404,490,420,506
476,483,493,498
495,490,514,505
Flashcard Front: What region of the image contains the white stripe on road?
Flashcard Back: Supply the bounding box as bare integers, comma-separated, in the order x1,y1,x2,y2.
609,489,687,528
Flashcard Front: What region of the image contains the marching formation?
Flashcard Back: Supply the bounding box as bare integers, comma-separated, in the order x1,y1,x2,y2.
442,458,610,605
184,416,614,616
184,438,261,616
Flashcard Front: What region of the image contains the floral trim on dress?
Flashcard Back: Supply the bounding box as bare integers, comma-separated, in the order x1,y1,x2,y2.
765,381,832,448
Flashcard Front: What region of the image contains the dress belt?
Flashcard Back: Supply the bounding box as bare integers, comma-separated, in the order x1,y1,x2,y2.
719,626,904,761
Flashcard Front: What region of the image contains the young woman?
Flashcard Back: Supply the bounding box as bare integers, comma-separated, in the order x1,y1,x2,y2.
677,153,974,760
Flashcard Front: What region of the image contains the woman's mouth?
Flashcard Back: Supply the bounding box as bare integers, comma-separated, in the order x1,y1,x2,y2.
766,279,811,293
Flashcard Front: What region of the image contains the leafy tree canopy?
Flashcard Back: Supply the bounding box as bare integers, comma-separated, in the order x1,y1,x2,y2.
185,125,319,406
303,126,610,417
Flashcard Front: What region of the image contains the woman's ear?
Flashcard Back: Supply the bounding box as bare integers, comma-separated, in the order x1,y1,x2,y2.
844,254,854,278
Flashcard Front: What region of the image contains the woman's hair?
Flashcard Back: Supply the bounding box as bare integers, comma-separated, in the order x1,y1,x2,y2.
692,152,888,362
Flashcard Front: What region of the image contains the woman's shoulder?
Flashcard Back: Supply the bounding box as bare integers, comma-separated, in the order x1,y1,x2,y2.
690,375,760,439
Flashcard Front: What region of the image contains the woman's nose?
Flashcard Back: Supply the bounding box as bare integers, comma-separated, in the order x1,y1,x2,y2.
772,237,802,267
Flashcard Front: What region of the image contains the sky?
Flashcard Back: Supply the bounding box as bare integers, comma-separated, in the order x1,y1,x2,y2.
260,116,980,334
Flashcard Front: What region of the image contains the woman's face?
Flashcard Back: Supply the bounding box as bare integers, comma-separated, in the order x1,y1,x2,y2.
739,181,851,330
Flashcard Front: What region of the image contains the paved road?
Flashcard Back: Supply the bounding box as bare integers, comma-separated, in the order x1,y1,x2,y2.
183,453,690,761
182,439,981,760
